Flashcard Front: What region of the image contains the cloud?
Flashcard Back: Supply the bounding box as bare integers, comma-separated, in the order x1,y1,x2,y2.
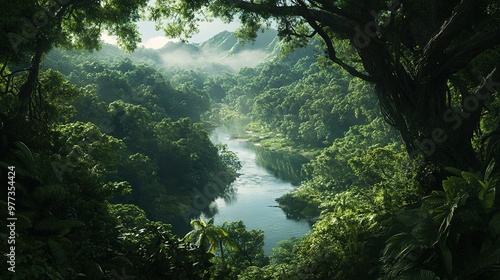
222,50,269,70
140,36,180,49
100,32,179,49
137,19,240,44
101,33,118,45
160,49,269,72
189,19,241,43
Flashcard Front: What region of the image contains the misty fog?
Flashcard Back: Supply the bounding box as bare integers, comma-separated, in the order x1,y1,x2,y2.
160,48,270,72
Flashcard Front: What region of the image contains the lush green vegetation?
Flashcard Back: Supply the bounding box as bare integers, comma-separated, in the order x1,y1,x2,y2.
150,0,500,278
0,2,239,278
1,0,500,279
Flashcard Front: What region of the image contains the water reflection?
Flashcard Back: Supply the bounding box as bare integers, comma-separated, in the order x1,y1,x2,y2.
219,182,238,205
253,147,310,186
201,201,219,217
200,126,311,255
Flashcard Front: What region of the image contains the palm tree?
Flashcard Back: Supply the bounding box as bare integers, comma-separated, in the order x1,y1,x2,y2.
183,218,238,263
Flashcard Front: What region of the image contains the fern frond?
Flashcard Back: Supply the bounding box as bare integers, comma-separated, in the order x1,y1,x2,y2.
34,217,84,234
48,238,68,267
32,184,68,202
16,214,32,230
0,141,40,179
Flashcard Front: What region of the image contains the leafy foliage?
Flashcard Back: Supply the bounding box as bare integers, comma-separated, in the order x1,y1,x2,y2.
0,29,239,279
41,51,241,223
382,164,500,279
110,204,212,279
211,220,268,280
2,1,500,278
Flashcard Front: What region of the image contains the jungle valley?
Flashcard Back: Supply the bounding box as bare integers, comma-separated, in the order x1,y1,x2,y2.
1,1,500,279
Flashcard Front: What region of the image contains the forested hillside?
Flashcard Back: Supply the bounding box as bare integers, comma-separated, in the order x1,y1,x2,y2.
1,0,500,279
1,32,245,280
193,37,426,279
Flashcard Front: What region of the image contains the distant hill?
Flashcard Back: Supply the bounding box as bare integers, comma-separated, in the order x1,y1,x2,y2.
156,29,280,72
199,29,278,55
158,41,202,56
47,28,305,74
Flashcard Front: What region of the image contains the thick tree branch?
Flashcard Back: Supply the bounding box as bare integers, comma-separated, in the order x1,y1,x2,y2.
330,56,377,83
309,0,363,23
296,0,376,82
2,68,30,77
440,28,500,75
232,0,374,81
232,0,355,36
416,0,481,80
231,0,302,17
460,64,500,143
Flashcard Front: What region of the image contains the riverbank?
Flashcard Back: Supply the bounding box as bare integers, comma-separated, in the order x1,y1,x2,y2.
214,122,324,223
229,121,321,159
204,126,312,254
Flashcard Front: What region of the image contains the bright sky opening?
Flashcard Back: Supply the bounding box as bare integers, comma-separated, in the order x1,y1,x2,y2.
101,19,241,49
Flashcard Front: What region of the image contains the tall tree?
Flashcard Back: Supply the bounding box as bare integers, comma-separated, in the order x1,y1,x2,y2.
151,0,500,177
1,0,148,118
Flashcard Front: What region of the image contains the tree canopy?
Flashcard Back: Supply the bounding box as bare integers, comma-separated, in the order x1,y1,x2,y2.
0,0,148,121
1,1,499,278
151,0,500,179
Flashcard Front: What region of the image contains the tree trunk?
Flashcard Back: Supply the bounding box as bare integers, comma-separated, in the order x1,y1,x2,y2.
224,0,499,178
19,38,43,101
353,36,493,187
18,36,45,120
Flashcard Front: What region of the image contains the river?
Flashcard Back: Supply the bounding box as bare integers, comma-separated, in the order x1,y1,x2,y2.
202,127,311,255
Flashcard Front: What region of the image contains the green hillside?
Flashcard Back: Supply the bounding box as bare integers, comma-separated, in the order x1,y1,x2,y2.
1,1,500,279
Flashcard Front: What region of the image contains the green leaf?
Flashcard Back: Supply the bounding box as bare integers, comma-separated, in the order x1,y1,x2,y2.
461,172,483,190
478,182,495,210
48,239,67,266
487,212,500,237
33,184,68,202
445,167,462,176
484,161,496,182
15,214,32,230
34,217,84,234
419,269,437,280
80,261,104,280
439,239,453,276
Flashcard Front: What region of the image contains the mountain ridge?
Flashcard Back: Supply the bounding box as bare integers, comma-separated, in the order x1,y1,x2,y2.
155,29,280,72
198,29,278,55
59,29,286,73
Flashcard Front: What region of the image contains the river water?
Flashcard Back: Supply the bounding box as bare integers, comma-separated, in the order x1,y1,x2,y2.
202,127,311,255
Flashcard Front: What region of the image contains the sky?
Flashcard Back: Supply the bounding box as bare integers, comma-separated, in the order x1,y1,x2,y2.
101,19,241,49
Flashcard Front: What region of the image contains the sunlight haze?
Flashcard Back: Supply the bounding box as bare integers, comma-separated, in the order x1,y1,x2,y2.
102,19,240,49
134,19,241,49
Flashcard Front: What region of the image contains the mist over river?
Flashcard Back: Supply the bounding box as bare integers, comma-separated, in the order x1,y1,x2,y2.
201,126,311,255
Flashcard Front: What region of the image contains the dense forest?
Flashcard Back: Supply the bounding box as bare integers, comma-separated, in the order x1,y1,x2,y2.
1,0,500,279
